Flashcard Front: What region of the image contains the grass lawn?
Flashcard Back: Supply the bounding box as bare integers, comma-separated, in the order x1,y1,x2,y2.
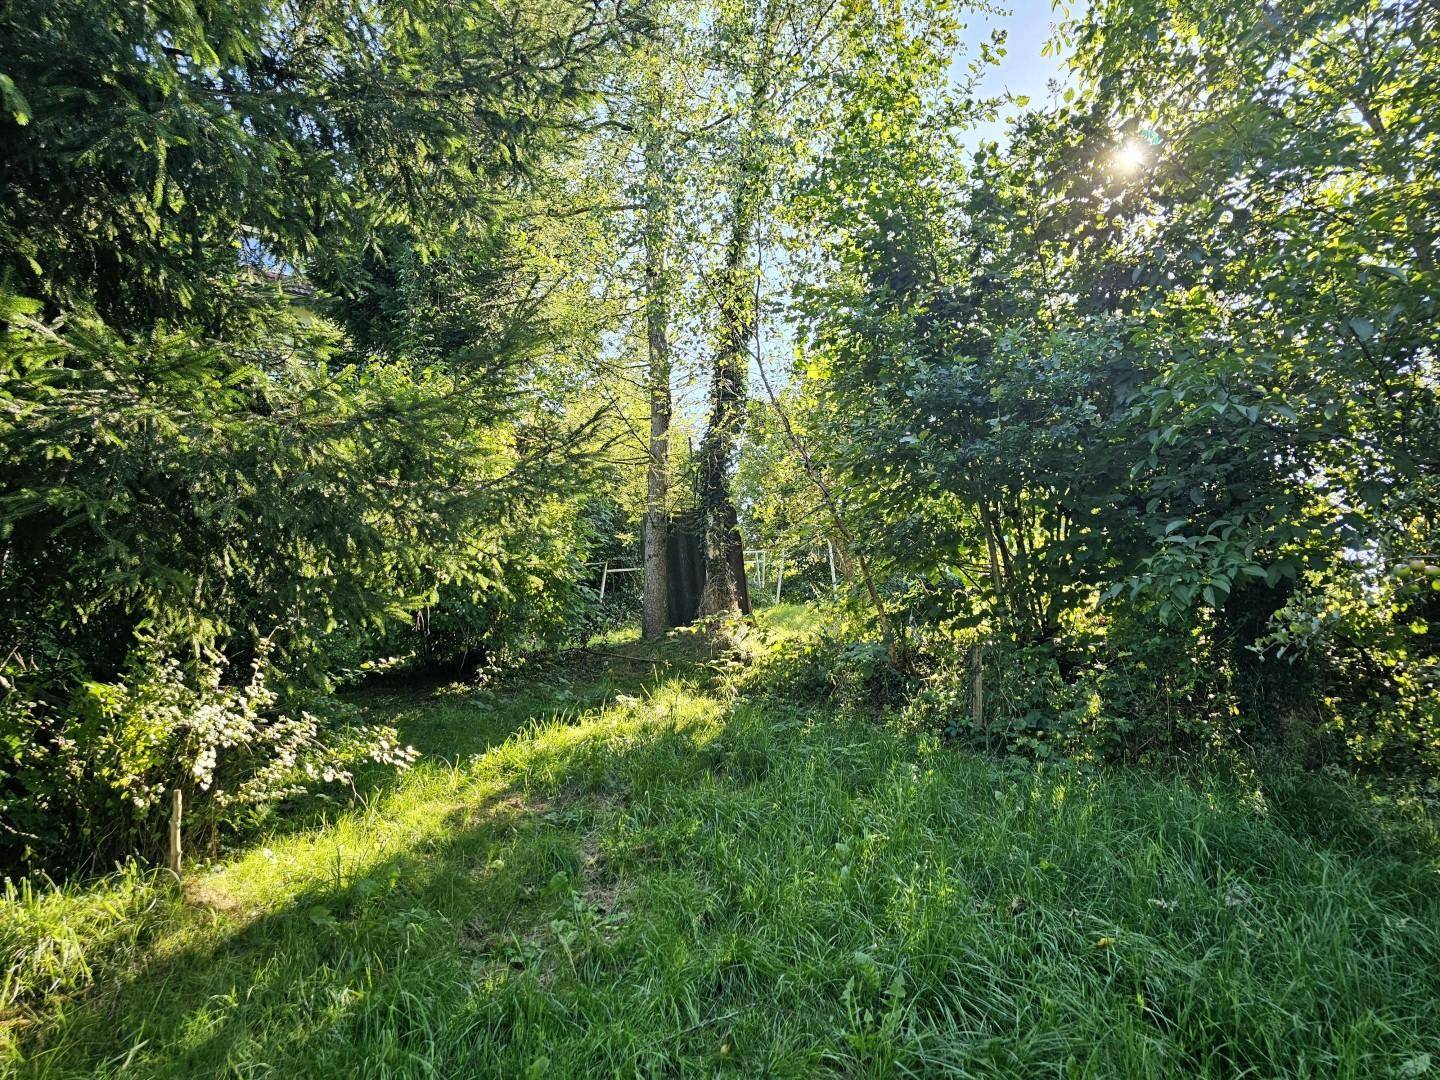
3,609,1439,1077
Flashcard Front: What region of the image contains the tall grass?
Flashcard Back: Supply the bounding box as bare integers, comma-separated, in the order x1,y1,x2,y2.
3,625,1437,1077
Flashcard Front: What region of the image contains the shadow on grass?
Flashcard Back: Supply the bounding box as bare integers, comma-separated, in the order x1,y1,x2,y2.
11,628,1440,1077
11,636,736,1076
222,633,715,851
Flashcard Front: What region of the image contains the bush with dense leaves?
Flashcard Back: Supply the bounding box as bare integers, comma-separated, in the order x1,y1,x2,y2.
0,0,640,872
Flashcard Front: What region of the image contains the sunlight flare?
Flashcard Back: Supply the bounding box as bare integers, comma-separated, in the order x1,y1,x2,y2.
1113,138,1150,172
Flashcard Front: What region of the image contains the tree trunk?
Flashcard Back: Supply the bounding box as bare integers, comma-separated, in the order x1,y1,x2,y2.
697,11,777,619
697,179,756,617
641,127,672,639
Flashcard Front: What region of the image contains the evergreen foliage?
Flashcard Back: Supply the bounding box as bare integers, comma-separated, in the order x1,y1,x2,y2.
0,0,643,869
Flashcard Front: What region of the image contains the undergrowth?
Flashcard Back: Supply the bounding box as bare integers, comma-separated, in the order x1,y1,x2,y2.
2,608,1438,1077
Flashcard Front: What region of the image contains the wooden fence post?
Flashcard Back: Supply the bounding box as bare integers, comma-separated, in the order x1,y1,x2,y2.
969,645,985,731
167,787,183,878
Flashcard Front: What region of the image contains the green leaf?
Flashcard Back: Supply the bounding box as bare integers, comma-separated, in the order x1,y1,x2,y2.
1347,317,1375,341
0,73,31,125
308,905,335,926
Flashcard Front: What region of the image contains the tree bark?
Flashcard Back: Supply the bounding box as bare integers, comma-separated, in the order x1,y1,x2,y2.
641,126,672,639
698,181,757,617
697,11,777,618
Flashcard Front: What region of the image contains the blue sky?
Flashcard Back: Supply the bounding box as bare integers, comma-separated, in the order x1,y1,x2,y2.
950,0,1082,155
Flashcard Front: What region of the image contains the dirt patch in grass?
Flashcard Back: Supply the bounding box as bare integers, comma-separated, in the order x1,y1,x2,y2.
455,790,554,834
495,791,554,820
578,833,623,916
182,877,260,923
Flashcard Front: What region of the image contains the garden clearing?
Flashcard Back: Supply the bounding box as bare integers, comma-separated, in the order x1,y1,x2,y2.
4,609,1438,1078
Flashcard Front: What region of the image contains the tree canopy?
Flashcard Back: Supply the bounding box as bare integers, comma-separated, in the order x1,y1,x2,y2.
2,0,1437,874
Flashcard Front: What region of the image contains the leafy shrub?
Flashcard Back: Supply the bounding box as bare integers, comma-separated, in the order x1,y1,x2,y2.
1256,565,1440,784
1,644,415,870
391,528,602,677
893,613,1240,763
736,612,911,713
902,641,1085,758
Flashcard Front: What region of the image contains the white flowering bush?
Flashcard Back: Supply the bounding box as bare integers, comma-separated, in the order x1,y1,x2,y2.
2,644,416,868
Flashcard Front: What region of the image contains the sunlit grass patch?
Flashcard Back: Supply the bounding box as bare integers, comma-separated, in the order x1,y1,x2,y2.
4,618,1438,1077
